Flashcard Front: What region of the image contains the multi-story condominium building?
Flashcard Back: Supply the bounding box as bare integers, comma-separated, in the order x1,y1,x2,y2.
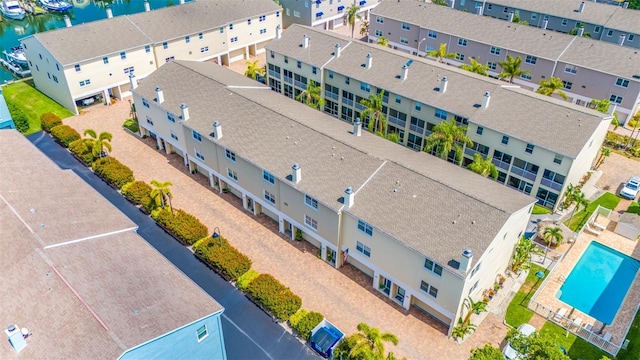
131,59,536,333
0,130,227,359
20,0,281,114
369,0,640,123
279,0,380,30
265,25,612,211
451,0,640,49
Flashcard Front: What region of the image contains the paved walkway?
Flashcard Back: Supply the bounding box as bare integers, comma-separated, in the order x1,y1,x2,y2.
64,98,511,359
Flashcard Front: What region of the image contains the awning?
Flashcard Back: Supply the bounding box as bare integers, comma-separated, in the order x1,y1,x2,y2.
359,0,366,5
337,5,345,11
316,0,321,4
316,12,324,17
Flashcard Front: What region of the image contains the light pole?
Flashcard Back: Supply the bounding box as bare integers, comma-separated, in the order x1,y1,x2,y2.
417,38,427,56
212,227,222,246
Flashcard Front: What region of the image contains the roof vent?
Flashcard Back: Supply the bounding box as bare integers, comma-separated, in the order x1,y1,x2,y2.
542,19,548,30
334,43,341,58
460,248,473,272
623,1,629,8
5,325,27,353
450,0,455,8
106,6,113,18
212,121,222,139
578,1,585,12
353,118,362,136
440,76,448,93
292,163,301,183
303,34,309,48
129,73,138,90
275,24,281,39
180,103,189,121
64,15,72,27
577,27,585,37
344,187,354,208
508,11,514,22
619,34,626,46
365,53,372,69
144,0,150,11
401,65,408,81
155,86,164,103
481,91,491,109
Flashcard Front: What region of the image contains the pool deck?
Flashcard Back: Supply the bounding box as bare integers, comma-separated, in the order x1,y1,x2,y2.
532,218,640,352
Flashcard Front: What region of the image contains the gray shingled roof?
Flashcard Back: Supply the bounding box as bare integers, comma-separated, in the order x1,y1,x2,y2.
0,130,222,359
133,60,535,274
557,36,640,79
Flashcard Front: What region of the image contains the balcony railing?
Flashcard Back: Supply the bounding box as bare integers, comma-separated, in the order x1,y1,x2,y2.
294,80,307,90
409,124,424,133
388,116,406,127
284,75,292,84
355,102,365,111
492,158,511,171
511,166,538,181
342,97,354,107
325,90,339,100
540,178,563,192
268,69,280,79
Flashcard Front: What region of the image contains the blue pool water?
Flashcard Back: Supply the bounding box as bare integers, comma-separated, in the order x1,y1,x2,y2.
557,241,640,325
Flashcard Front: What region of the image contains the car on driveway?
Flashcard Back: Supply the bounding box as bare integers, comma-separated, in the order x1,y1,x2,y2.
503,323,536,359
620,176,640,200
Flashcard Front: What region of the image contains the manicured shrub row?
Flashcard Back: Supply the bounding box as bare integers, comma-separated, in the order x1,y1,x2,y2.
121,181,155,212
152,207,208,245
7,102,28,133
68,139,96,165
245,274,302,322
50,125,81,147
41,113,62,132
237,269,260,292
193,237,252,281
92,157,135,189
123,118,139,133
289,309,324,341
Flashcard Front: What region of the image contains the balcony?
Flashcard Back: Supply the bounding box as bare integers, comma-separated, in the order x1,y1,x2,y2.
388,115,406,128
355,102,365,111
409,124,424,133
294,80,307,90
541,178,563,192
492,158,511,171
325,90,339,100
268,69,280,79
465,147,479,158
342,97,354,107
284,75,292,84
511,166,538,181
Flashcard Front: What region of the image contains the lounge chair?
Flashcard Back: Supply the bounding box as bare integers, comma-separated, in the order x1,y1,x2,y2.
603,332,612,342
573,317,583,328
583,323,593,332
591,221,606,231
585,224,601,236
554,307,568,321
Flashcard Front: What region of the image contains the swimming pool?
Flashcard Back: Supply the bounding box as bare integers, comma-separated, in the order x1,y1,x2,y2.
557,241,640,325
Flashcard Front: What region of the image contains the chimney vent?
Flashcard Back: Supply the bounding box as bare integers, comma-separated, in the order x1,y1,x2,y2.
129,73,138,90
275,25,282,39
344,187,354,208
623,1,629,8
542,19,548,29
460,248,473,272
619,34,626,45
450,0,455,8
292,163,301,183
578,1,585,12
440,76,448,93
577,27,584,37
6,325,27,353
401,65,408,80
353,118,362,136
106,6,113,18
155,86,164,103
180,103,189,121
481,91,491,109
303,34,309,48
508,11,514,22
365,53,372,69
179,0,185,3
144,0,151,11
334,43,341,58
212,121,222,139
476,5,483,15
64,15,72,27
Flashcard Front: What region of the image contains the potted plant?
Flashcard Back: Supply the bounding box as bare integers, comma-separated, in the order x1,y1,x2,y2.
488,289,495,299
493,283,500,292
498,275,506,287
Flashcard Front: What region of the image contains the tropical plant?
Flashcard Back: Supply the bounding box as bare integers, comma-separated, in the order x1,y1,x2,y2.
360,19,369,38
561,183,578,209
594,147,611,169
511,236,543,273
626,111,640,150
497,55,529,84
462,297,488,325
377,36,390,47
468,153,498,179
536,77,568,100
569,24,592,38
50,125,81,147
295,80,325,110
344,3,361,39
40,113,62,132
543,226,564,247
452,317,477,341
506,329,570,360
426,43,456,63
360,90,387,134
432,0,449,6
150,179,174,213
468,343,504,360
567,190,589,229
424,120,473,165
589,98,619,129
348,323,399,360
244,60,265,80
83,129,112,159
460,58,489,76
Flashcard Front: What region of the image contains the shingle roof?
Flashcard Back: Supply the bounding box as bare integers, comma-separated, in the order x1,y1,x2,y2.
133,60,536,274
273,25,606,157
557,36,640,79
0,130,222,359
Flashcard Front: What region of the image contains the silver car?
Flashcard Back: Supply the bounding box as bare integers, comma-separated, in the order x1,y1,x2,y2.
620,176,640,200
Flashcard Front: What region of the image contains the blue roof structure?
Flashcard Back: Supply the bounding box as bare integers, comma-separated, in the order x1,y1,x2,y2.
0,88,15,130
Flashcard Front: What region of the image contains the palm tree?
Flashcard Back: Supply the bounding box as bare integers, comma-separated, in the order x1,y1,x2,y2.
536,77,568,100
360,19,369,38
567,190,589,231
426,43,456,63
344,2,361,39
468,153,498,179
543,226,564,247
83,129,112,158
377,36,390,47
360,90,388,135
424,120,473,165
589,98,620,129
462,297,488,325
295,80,325,110
459,58,489,76
244,60,265,80
349,323,399,360
511,236,543,273
594,147,611,169
497,55,529,84
626,111,640,150
150,180,174,214
562,183,578,210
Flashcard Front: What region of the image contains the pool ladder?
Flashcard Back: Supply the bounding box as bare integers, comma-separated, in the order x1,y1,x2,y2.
558,275,566,282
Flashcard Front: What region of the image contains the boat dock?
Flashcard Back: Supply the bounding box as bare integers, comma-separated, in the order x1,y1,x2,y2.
0,59,31,77
19,0,47,15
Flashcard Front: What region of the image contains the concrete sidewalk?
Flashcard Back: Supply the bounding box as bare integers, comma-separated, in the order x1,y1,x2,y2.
64,98,510,359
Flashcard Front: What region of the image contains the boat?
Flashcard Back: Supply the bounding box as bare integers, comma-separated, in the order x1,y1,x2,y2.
0,0,27,20
40,0,73,12
2,46,27,65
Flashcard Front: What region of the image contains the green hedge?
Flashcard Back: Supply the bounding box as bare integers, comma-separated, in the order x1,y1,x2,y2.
193,236,252,280
92,157,135,189
50,125,80,147
245,274,302,322
236,269,260,292
123,118,139,133
152,208,208,245
7,102,28,133
121,181,154,211
40,113,62,132
68,139,96,164
289,310,324,341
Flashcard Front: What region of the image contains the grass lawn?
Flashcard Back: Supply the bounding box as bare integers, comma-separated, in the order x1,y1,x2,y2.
2,80,73,135
505,263,549,328
616,309,640,359
627,202,640,215
540,322,610,360
532,204,552,215
565,192,621,232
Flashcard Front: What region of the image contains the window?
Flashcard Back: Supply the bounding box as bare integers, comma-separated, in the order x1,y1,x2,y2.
455,53,465,61
294,10,300,17
259,15,266,22
165,56,175,63
490,46,501,55
305,0,309,7
145,45,151,53
286,8,290,16
562,81,572,90
247,19,252,25
502,135,509,145
185,35,190,43
401,22,410,30
196,325,208,342
609,94,623,104
458,38,467,47
227,168,238,181
345,77,350,85
103,57,109,64
435,108,447,120
476,126,483,135
167,113,176,123
531,12,538,20
230,37,238,43
276,10,280,17
262,170,275,184
594,26,601,33
564,65,577,74
219,27,224,34
195,149,205,161
420,281,438,298
296,60,301,69
55,63,59,71
525,143,535,154
629,34,635,42
356,241,371,257
395,95,401,104
199,32,204,40
415,102,422,111
607,29,613,37
146,116,153,125
616,77,630,88
553,154,563,165
124,66,135,74
229,23,234,30
400,37,409,45
264,190,276,204
428,30,437,39
120,51,127,60
375,29,383,37
170,131,178,141
503,6,508,13
424,258,443,276
305,194,318,210
312,66,317,75
454,115,468,126
52,75,58,83
469,280,479,295
192,130,202,142
284,56,289,64
525,55,537,65
74,64,81,72
521,73,531,80
376,16,384,24
487,61,497,70
79,79,91,87
360,82,370,92
305,214,318,230
470,262,481,277
328,70,334,79
357,220,373,236
260,28,267,34
561,18,568,26
201,46,209,53
225,149,236,162
142,99,149,108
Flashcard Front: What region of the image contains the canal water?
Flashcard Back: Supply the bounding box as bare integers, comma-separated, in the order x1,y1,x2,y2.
0,0,190,83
